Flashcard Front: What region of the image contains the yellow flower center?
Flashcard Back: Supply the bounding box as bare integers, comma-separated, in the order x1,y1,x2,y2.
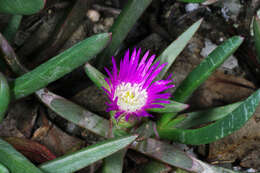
114,82,147,112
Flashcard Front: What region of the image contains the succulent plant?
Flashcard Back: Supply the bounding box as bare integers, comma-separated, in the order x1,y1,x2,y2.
0,0,259,173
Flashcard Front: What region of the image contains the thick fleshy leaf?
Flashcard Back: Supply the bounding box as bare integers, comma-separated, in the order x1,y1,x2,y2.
102,149,126,173
97,0,152,68
132,123,237,173
0,138,44,173
159,36,244,126
158,89,260,145
156,18,203,80
130,121,156,139
0,73,10,123
37,89,238,173
3,15,23,43
148,100,189,113
102,128,128,173
174,168,190,173
0,164,9,173
11,33,111,100
84,63,108,89
37,89,127,173
173,36,243,103
253,16,260,62
174,102,241,129
39,135,137,173
36,89,110,137
137,161,171,173
131,138,237,172
0,0,45,15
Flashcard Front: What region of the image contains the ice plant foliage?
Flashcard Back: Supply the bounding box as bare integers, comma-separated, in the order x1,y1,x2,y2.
103,48,174,121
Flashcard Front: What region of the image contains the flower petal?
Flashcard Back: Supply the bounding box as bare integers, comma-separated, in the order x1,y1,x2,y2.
102,48,174,121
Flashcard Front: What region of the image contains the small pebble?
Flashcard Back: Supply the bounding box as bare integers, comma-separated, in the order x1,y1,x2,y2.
87,9,100,22
200,39,217,58
200,39,238,70
233,166,242,171
185,3,199,13
247,168,256,173
104,17,114,27
66,122,77,133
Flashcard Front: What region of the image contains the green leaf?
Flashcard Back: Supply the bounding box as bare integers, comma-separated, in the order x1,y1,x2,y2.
37,88,238,173
39,135,137,173
159,36,243,126
11,33,111,100
165,114,186,128
102,128,128,173
0,138,44,173
97,0,152,69
175,102,241,129
130,121,155,139
0,0,45,15
148,100,189,113
136,161,171,173
177,0,206,2
158,89,260,145
84,63,108,89
0,164,9,173
174,168,190,173
131,138,238,173
37,88,127,173
0,73,10,123
173,36,243,103
102,149,126,173
156,18,203,80
36,89,110,137
131,137,193,170
3,15,23,43
253,16,260,63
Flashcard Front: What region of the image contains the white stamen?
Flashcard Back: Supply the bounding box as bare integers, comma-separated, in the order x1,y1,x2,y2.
114,82,147,112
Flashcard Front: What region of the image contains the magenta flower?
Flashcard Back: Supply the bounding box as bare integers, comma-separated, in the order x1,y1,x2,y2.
102,48,174,121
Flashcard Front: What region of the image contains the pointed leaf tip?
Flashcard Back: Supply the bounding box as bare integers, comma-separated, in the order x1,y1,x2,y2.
159,90,260,145
12,33,111,100
39,135,137,173
238,36,244,41
156,18,202,80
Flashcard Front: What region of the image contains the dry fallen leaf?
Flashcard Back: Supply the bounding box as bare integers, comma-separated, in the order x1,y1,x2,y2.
3,137,56,164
